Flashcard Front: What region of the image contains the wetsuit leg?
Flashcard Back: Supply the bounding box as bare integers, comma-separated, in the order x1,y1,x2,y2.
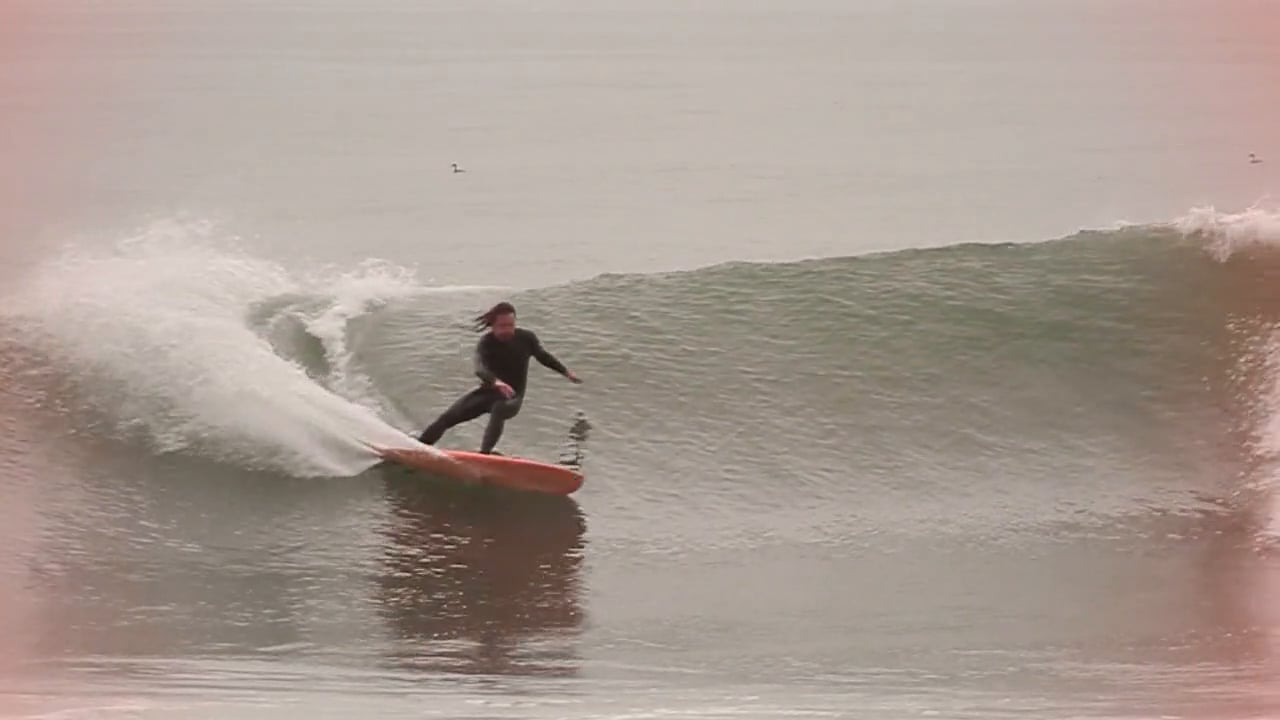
417,388,498,445
479,394,524,454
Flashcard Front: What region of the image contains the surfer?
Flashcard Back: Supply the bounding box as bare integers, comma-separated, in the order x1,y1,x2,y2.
416,302,582,454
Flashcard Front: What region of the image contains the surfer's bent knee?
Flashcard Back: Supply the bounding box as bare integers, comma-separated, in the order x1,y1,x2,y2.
494,396,522,419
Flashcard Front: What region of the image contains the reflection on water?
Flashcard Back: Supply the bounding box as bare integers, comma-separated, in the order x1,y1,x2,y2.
375,468,587,677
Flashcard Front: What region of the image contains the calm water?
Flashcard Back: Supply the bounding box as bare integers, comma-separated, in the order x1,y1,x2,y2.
3,1,1280,718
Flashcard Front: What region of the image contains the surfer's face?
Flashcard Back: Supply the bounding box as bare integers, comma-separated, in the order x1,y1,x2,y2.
491,312,517,340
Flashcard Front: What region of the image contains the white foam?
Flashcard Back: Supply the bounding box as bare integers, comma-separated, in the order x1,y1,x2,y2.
295,259,424,423
1170,201,1280,262
1,219,447,477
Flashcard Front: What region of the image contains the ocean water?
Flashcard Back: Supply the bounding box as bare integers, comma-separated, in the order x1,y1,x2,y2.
3,1,1280,718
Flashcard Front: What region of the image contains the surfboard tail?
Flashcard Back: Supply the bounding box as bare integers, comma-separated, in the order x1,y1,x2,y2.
364,442,481,479
366,438,471,471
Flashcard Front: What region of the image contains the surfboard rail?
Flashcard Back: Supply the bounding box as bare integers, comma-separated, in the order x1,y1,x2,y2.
367,444,584,495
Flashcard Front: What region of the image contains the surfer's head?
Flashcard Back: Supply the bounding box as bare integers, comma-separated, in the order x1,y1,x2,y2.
474,301,517,339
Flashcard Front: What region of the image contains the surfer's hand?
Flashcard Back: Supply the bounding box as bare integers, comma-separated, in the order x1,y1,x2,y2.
566,370,583,384
493,380,515,398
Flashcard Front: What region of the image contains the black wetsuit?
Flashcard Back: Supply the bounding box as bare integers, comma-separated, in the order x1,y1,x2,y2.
417,328,570,453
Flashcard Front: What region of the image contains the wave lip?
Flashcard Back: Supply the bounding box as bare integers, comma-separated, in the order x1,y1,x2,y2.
1172,203,1280,261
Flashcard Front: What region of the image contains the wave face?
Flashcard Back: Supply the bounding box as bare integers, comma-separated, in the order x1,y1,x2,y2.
6,208,1280,544
413,205,1280,547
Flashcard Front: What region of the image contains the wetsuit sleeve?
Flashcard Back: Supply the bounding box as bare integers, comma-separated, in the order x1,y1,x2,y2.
473,338,497,385
527,331,569,375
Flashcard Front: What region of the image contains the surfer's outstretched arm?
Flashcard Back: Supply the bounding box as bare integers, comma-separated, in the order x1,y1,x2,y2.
528,331,581,383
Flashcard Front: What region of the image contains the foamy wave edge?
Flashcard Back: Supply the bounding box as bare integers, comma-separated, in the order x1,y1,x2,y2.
1168,201,1280,262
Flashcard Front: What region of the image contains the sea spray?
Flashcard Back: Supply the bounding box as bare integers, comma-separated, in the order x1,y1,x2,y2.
0,220,443,476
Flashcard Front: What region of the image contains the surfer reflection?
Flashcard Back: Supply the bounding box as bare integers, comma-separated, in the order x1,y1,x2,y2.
374,477,586,676
416,302,583,455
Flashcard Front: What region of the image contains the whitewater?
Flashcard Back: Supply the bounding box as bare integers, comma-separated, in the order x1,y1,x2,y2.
0,219,451,476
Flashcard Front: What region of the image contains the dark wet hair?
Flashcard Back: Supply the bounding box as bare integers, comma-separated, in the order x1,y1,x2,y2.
473,301,516,332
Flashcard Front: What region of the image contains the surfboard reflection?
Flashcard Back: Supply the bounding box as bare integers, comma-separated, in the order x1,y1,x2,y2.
374,470,587,677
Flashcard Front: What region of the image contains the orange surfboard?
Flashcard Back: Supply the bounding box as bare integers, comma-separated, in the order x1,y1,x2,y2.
369,445,584,496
